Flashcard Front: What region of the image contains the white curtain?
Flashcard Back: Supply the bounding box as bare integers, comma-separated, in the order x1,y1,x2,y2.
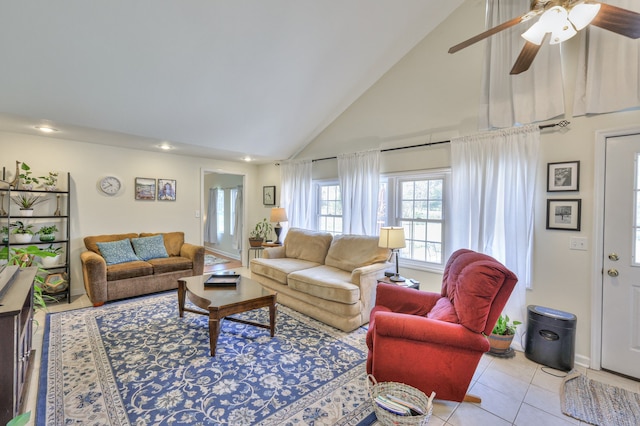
338,150,380,235
480,0,565,129
573,0,640,115
450,124,539,323
204,188,218,244
280,159,313,230
232,186,243,250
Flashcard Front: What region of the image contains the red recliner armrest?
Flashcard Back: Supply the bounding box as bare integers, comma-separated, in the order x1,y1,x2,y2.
374,283,441,316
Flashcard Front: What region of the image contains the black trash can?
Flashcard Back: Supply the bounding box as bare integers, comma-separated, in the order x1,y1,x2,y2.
525,305,577,371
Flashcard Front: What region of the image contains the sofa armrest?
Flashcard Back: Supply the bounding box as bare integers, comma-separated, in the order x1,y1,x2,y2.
263,246,285,259
180,243,205,275
350,262,388,284
375,282,441,315
80,251,108,306
350,262,390,323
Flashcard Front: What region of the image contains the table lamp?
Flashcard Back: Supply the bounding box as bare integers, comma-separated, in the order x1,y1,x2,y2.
378,226,406,282
270,207,288,245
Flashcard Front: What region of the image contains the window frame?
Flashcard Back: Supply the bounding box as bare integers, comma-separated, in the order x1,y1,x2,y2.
314,179,342,235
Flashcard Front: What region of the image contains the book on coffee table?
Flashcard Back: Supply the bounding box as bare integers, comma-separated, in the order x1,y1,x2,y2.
204,271,240,287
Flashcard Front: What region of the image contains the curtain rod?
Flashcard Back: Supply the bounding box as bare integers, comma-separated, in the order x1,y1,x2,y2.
280,120,570,165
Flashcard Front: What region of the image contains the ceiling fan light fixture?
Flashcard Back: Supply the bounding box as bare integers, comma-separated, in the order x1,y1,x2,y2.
568,2,601,31
549,22,577,44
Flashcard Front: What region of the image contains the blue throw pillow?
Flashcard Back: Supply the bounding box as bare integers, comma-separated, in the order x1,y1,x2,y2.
131,234,169,261
96,239,140,265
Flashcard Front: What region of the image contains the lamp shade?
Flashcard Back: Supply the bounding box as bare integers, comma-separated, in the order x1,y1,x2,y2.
378,226,406,249
270,207,288,223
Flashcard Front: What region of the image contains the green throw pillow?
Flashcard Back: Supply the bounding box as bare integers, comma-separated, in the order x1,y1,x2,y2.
131,234,169,261
96,239,140,265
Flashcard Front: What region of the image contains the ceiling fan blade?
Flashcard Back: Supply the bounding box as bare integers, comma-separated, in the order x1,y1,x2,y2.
449,15,528,54
590,3,640,39
510,40,544,75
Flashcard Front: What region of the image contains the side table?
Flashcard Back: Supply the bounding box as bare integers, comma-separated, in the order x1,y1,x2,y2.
377,275,420,290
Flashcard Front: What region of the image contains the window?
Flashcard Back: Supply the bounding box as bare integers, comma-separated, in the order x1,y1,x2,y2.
230,188,237,236
216,190,225,235
316,182,342,235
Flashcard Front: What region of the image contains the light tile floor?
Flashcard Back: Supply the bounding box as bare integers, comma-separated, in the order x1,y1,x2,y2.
22,273,640,426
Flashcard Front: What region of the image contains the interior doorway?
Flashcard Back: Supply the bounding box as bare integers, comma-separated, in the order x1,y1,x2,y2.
201,169,245,262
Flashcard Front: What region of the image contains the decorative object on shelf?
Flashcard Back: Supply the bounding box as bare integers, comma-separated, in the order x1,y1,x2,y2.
38,225,58,242
54,194,61,216
0,191,7,216
378,226,406,282
11,221,34,243
43,272,68,294
39,171,59,191
7,160,20,188
249,217,273,247
134,177,155,200
488,314,522,357
18,162,39,190
547,161,580,192
1,224,11,243
263,185,275,205
40,244,63,268
11,193,47,216
270,207,288,245
157,179,176,201
98,175,122,196
547,199,582,231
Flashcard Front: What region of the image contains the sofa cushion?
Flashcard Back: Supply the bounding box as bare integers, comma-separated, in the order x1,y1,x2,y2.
426,297,460,324
251,257,321,284
140,232,184,256
284,228,333,264
84,233,139,254
324,234,390,272
106,260,153,281
131,234,169,261
96,239,140,265
288,265,360,304
147,256,193,274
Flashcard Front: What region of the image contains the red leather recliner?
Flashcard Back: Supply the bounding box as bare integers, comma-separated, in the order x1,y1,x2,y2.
366,249,518,402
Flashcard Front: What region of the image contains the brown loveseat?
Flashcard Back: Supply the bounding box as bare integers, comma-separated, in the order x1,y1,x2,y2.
80,232,204,306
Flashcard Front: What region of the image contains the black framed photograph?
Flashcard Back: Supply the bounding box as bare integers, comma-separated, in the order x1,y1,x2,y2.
263,185,275,205
546,199,581,231
135,177,156,201
547,161,579,192
157,179,177,201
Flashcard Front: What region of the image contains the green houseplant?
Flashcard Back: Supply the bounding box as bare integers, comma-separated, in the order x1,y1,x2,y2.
39,244,63,267
18,162,39,189
11,193,47,216
249,218,273,247
39,171,59,191
11,221,35,243
0,245,57,311
488,314,522,355
37,225,58,242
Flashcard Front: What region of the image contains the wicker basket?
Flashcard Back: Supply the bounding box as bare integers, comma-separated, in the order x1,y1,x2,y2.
367,375,433,425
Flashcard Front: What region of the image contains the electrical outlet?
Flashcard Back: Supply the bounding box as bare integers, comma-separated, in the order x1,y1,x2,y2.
195,210,200,218
569,237,587,251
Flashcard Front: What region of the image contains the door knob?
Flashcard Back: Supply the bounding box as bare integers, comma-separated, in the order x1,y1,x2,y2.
608,253,619,261
607,268,619,277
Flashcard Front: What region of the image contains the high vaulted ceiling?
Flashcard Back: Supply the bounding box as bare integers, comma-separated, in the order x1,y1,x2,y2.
0,1,464,163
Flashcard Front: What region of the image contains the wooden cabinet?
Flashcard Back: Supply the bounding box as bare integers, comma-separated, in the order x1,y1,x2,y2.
0,266,36,424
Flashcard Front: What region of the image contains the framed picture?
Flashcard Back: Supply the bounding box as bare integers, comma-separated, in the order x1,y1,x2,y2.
547,161,580,192
546,199,581,231
263,185,275,205
135,177,156,201
157,179,177,201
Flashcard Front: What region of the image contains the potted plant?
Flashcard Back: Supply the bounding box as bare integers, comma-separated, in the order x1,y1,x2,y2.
249,218,273,247
1,224,11,243
37,225,58,242
11,193,47,216
1,245,55,310
39,244,63,267
11,221,35,243
39,171,59,191
488,314,522,355
18,162,39,190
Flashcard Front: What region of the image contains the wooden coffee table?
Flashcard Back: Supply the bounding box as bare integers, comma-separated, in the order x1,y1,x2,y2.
177,274,277,356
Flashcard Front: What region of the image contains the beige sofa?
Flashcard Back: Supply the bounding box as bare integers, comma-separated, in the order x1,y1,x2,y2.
81,232,204,306
250,227,390,332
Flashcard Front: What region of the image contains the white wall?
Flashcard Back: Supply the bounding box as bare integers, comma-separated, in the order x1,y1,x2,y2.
292,0,640,364
1,131,260,296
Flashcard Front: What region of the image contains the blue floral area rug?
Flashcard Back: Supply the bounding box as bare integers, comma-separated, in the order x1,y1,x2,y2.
37,292,376,425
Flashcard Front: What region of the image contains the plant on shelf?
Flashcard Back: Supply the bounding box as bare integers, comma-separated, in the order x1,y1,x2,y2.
11,193,47,215
0,245,57,311
37,224,58,242
11,221,35,243
18,162,39,190
39,171,59,191
39,244,63,267
1,224,12,243
488,314,522,355
249,218,273,247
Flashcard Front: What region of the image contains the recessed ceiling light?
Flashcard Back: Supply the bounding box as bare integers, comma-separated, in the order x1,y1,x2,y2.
157,143,174,151
34,125,58,133
243,156,252,162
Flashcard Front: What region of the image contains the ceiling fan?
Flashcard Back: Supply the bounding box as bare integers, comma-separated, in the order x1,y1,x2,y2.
448,1,640,75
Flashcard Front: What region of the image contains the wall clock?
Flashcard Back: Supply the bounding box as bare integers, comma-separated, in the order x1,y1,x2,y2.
98,176,122,196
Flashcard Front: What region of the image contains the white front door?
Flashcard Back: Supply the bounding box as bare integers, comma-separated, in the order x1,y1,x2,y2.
602,132,640,379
